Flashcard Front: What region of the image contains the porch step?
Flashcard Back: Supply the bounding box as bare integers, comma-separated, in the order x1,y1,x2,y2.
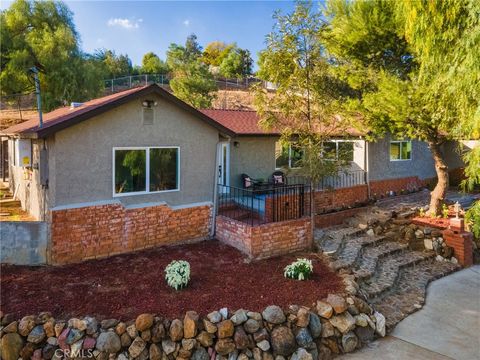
329,235,386,271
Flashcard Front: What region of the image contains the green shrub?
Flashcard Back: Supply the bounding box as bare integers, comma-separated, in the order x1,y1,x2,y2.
165,260,190,290
284,258,313,280
466,201,480,238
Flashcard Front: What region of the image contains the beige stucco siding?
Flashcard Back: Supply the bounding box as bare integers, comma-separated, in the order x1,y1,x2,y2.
50,93,220,207
229,136,278,188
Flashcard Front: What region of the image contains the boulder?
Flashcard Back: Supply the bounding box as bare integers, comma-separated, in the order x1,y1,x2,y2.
18,316,36,336
316,301,333,319
27,325,46,344
191,347,209,360
66,329,84,345
296,307,310,327
326,294,347,314
183,311,199,338
101,319,119,329
257,339,270,351
126,324,138,338
128,337,146,358
354,314,369,327
290,348,313,360
320,321,335,338
341,332,358,353
149,343,162,360
54,322,65,337
202,319,217,334
43,319,55,337
207,311,222,323
151,322,166,342
253,328,269,343
181,338,195,351
169,319,184,341
308,313,322,338
329,312,355,334
217,320,234,338
354,326,375,343
262,305,286,324
83,337,96,349
121,332,132,347
231,309,248,325
96,331,122,353
244,319,260,334
234,327,250,349
136,314,154,332
373,311,386,337
196,331,213,347
215,338,236,355
295,328,313,347
271,326,296,356
68,318,87,331
161,339,176,355
57,328,70,350
1,333,24,360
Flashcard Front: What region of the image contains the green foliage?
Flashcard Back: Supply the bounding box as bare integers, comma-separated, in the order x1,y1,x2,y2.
465,201,480,238
442,204,449,219
167,34,217,108
94,49,133,78
0,0,104,110
202,41,234,67
164,260,190,290
255,1,354,188
219,47,253,79
141,52,169,74
284,258,313,280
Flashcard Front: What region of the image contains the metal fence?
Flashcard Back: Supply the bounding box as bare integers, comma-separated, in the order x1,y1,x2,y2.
287,169,366,191
217,183,310,226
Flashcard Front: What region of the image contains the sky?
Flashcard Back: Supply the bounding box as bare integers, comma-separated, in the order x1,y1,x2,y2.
2,0,298,68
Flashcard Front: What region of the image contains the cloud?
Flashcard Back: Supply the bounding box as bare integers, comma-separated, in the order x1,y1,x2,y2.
107,18,142,30
183,19,190,26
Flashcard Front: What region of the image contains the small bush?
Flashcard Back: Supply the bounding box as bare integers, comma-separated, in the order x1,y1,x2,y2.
284,258,313,280
165,260,190,290
442,204,449,219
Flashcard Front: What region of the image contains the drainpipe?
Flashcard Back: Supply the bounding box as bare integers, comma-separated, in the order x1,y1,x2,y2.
365,139,371,199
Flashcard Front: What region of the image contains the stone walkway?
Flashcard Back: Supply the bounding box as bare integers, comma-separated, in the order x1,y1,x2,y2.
339,266,480,360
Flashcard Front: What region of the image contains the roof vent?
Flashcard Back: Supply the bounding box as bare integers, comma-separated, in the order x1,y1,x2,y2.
70,102,84,109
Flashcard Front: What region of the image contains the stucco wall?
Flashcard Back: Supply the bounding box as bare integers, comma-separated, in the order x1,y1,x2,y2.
50,93,220,208
229,136,278,188
368,136,436,181
0,221,48,265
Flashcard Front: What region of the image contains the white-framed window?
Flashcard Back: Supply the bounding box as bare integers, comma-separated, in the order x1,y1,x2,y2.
390,140,412,161
113,146,180,197
275,142,303,169
322,140,354,161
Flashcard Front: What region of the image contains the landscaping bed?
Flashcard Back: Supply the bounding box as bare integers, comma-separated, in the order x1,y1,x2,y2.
0,240,342,320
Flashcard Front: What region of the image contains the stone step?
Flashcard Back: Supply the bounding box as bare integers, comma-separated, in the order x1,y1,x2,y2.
371,259,460,331
360,250,435,299
330,235,386,271
354,242,409,281
315,226,364,255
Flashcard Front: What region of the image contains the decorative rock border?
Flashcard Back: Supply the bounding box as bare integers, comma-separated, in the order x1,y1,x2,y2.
0,292,385,360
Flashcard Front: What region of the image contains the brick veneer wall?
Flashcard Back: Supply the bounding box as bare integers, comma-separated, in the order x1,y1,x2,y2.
50,202,212,265
313,185,369,213
314,207,367,228
215,215,312,260
369,176,423,196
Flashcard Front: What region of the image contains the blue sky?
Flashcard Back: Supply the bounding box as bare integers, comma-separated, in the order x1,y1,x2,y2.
3,0,299,67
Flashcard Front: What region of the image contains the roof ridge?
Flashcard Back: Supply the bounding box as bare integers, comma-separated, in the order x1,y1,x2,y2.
202,108,257,112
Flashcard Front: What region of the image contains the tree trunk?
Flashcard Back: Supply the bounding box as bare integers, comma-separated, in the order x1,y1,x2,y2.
309,181,316,251
427,141,449,216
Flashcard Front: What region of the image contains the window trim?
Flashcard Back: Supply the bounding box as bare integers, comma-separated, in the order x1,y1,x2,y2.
275,143,303,170
389,140,412,162
112,146,180,197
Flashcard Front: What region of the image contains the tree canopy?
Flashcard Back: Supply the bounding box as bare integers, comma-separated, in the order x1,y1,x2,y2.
141,52,169,74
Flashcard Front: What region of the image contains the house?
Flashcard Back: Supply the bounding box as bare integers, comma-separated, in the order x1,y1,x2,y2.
0,84,467,265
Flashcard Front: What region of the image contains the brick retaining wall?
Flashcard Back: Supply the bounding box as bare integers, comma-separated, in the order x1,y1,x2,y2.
313,185,369,213
314,207,366,228
370,176,422,197
50,202,212,265
215,215,312,260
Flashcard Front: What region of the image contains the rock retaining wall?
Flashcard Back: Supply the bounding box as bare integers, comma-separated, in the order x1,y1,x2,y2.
0,293,385,360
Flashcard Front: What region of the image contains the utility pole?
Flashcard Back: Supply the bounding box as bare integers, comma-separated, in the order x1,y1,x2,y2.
30,66,43,128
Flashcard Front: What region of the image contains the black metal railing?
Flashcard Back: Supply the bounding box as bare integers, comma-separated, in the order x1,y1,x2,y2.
287,169,366,191
217,183,310,226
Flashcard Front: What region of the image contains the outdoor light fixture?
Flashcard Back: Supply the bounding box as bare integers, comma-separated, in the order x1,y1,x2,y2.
142,100,157,108
234,141,240,147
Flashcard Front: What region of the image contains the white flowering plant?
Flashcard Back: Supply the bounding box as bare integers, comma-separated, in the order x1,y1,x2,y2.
284,258,313,280
165,260,190,290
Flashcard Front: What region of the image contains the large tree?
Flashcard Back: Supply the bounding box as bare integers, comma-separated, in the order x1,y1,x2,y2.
0,0,104,110
325,0,480,215
94,49,133,78
219,47,253,79
255,1,354,241
141,52,169,74
167,34,217,108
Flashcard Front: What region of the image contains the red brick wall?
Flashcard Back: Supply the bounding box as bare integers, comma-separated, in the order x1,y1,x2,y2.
215,215,312,260
312,185,368,213
370,176,422,197
314,207,366,228
443,228,473,266
50,202,212,265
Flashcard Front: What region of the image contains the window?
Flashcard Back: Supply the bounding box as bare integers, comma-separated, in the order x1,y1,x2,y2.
275,142,304,169
114,147,179,196
390,140,412,161
322,141,354,162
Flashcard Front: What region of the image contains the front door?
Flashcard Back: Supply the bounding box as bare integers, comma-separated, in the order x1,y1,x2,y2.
217,142,230,192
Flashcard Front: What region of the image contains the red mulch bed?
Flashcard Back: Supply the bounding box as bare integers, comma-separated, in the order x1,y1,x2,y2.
0,240,342,320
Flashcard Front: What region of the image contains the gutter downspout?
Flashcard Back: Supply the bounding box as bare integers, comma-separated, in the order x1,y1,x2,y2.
365,139,371,199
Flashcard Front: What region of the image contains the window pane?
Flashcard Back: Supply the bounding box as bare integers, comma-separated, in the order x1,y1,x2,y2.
275,142,289,169
401,141,412,159
338,142,354,161
390,142,401,160
291,145,304,168
323,142,337,160
115,150,146,193
150,148,178,191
